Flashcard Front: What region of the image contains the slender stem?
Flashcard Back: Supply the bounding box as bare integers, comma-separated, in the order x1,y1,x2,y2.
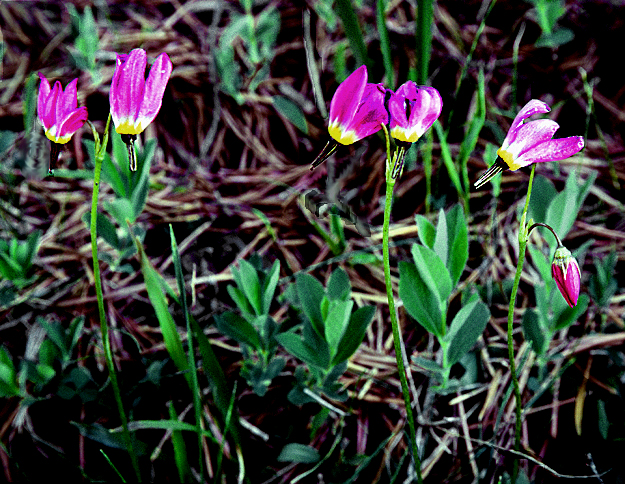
507,163,536,483
382,150,423,483
90,118,141,481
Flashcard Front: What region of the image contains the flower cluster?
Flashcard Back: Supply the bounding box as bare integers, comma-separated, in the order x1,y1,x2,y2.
38,48,172,173
310,65,443,172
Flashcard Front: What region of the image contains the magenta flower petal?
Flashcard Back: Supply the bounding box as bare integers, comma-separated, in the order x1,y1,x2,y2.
504,99,550,147
327,66,387,145
57,78,79,123
37,73,51,122
136,53,173,133
504,119,559,157
58,107,89,140
552,246,581,307
515,136,585,167
329,65,367,131
37,73,87,144
110,49,172,135
389,82,442,143
342,83,387,140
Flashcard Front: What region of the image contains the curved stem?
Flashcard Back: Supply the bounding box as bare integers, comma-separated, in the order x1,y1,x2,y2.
527,222,563,248
507,163,536,483
90,118,141,481
382,147,423,483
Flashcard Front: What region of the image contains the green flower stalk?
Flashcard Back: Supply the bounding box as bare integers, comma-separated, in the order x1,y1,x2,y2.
88,117,141,481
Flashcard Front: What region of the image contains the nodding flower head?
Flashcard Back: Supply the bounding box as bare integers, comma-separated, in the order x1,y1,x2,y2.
310,65,387,170
552,245,581,308
475,99,584,188
37,74,88,144
389,82,442,144
109,48,172,136
327,65,387,145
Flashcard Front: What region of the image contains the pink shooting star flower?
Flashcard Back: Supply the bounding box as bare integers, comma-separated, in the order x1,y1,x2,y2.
387,82,442,178
552,245,581,308
311,65,387,170
109,48,172,170
389,82,442,144
37,73,88,174
474,99,585,188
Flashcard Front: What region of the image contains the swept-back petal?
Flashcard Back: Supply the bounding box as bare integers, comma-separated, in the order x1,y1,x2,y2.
114,49,147,122
407,86,442,136
37,73,52,125
513,136,584,168
43,81,62,129
388,90,409,129
504,99,550,147
329,65,367,128
345,82,387,140
56,78,79,125
58,107,88,138
507,119,559,158
390,83,442,142
135,52,172,132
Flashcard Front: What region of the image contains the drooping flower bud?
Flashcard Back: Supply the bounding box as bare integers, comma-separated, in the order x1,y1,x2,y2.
552,245,581,308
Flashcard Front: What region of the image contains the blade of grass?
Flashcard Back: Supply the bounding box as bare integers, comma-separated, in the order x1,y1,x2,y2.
415,0,434,85
433,120,464,207
376,0,394,88
170,225,205,482
135,238,189,384
168,402,191,483
334,0,371,71
139,253,243,456
458,65,485,199
423,130,433,213
445,0,496,133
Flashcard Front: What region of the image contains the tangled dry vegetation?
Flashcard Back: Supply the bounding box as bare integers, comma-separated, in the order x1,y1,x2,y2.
0,1,624,482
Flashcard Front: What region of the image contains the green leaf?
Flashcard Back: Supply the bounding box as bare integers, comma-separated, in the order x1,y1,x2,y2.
227,286,255,321
528,245,551,283
399,260,444,337
444,204,468,287
415,214,435,249
237,259,263,316
552,294,589,332
276,331,326,369
332,305,375,365
528,175,557,224
104,198,135,226
444,298,490,367
545,170,596,240
130,143,153,221
522,308,548,355
137,243,189,382
277,443,320,464
433,208,449,266
83,211,120,249
412,244,453,303
296,273,326,338
324,300,353,359
411,356,444,375
261,260,280,314
273,96,308,134
326,267,351,301
215,312,262,350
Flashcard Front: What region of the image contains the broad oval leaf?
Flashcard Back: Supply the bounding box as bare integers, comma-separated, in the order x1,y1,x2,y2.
445,298,490,367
